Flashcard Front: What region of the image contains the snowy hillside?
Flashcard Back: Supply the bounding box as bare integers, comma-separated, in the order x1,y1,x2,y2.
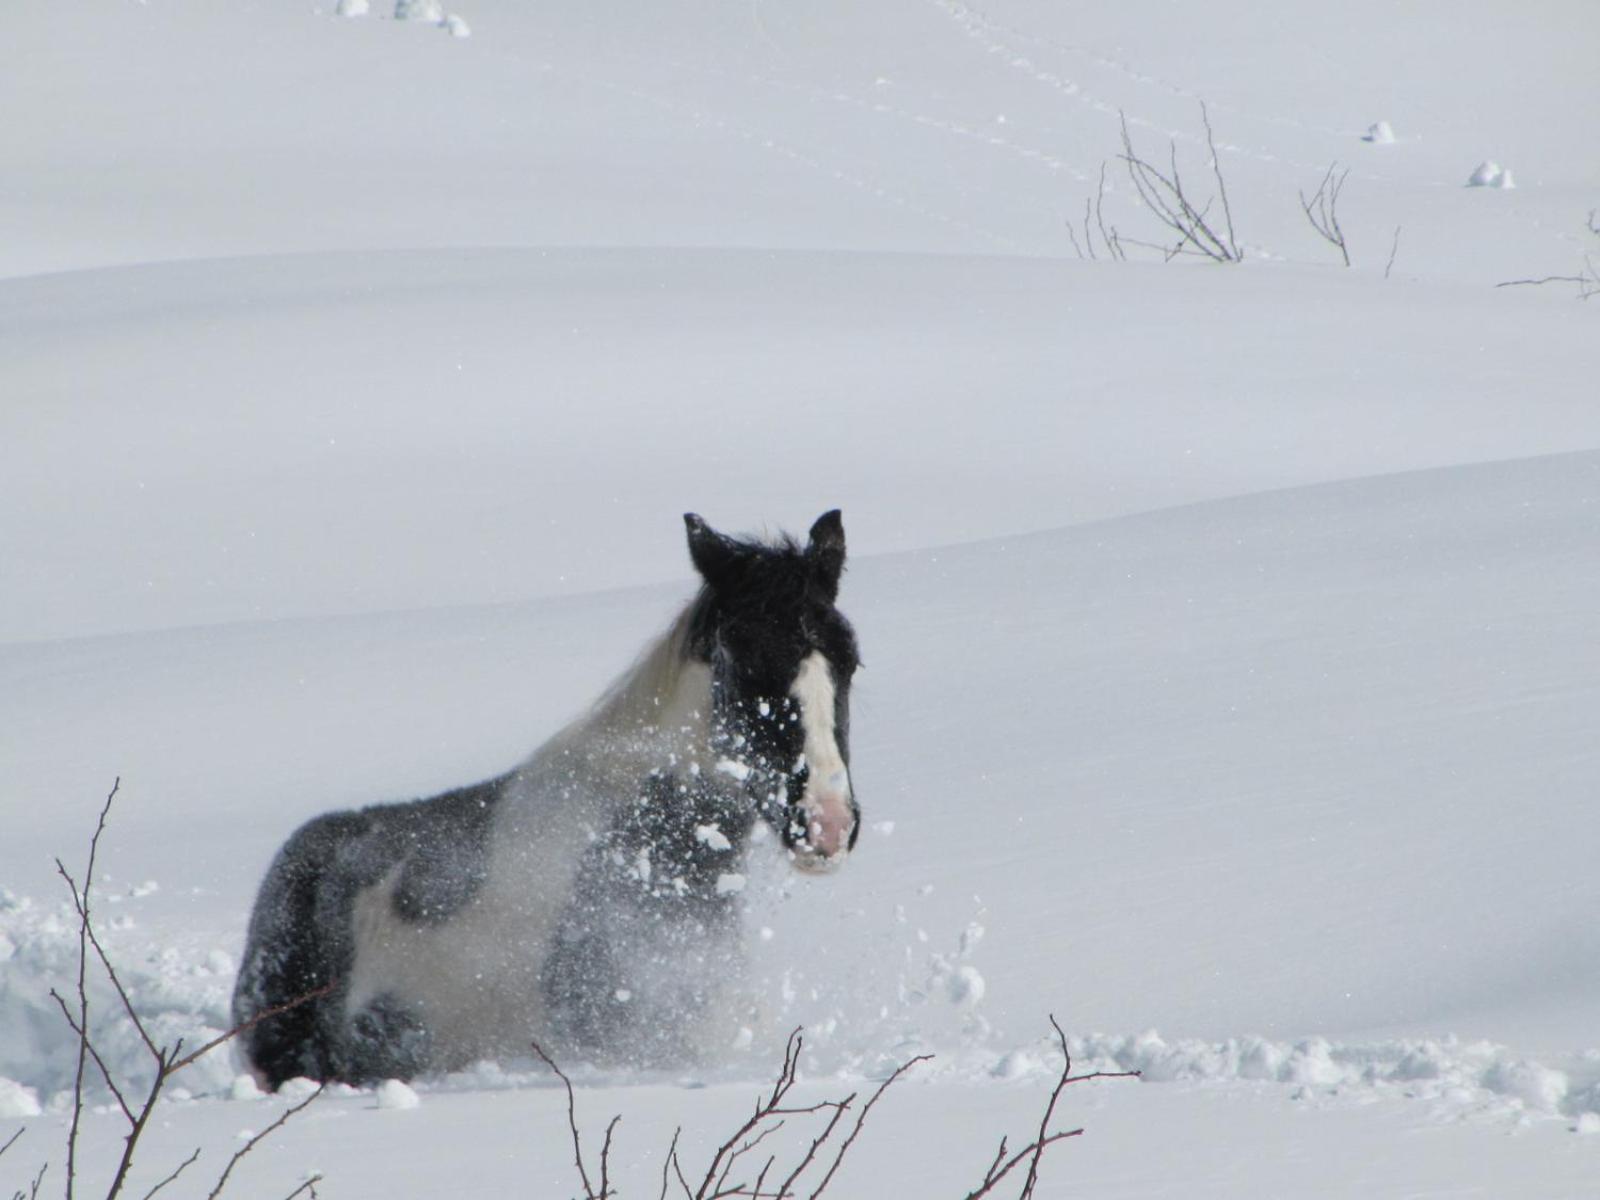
4,0,1599,1197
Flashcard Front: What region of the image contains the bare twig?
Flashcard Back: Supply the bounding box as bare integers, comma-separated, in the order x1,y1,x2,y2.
139,1147,200,1200
2,1130,47,1200
277,1174,324,1200
1496,211,1600,298
537,1018,1126,1199
1385,226,1402,279
49,781,326,1200
1094,161,1125,262
659,1128,683,1200
207,1086,324,1200
168,983,337,1076
62,778,119,1200
11,1160,48,1200
1199,102,1240,260
530,1038,614,1199
961,1016,1140,1200
1064,219,1087,261
1300,162,1351,267
1495,267,1599,298
804,1054,932,1199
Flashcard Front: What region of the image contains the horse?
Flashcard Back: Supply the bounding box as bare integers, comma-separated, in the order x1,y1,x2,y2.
232,511,861,1088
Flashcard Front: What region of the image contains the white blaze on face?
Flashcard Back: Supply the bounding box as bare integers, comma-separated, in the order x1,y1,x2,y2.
789,651,854,861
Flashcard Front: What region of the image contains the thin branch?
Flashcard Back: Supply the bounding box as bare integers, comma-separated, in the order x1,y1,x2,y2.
48,989,134,1123
1019,1017,1076,1198
15,1160,48,1200
206,1085,324,1200
598,1115,621,1200
1385,226,1401,279
140,1147,201,1200
103,1060,169,1200
62,777,119,1200
806,1055,933,1198
167,982,338,1076
693,1030,805,1199
1300,162,1351,267
771,1097,854,1200
659,1128,684,1200
530,1038,603,1199
50,780,326,1200
278,1177,324,1200
1063,219,1087,261
1200,101,1240,260
960,1016,1140,1200
55,863,163,1066
1094,161,1124,261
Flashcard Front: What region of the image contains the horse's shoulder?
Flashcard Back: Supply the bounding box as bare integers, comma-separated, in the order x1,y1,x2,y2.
386,773,507,925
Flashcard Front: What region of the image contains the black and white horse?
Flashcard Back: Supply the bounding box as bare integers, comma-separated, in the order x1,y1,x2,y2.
233,511,861,1087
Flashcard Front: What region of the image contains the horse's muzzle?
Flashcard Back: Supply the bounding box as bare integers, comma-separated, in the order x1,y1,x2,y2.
790,792,858,872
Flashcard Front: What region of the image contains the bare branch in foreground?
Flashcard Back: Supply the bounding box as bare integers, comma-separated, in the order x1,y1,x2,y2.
962,1016,1141,1200
44,781,326,1200
207,1086,324,1200
530,1038,615,1199
538,1016,1134,1199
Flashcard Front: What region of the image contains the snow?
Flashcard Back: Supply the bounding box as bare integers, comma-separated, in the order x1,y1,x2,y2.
3,0,1600,1195
374,1080,421,1111
1468,160,1516,188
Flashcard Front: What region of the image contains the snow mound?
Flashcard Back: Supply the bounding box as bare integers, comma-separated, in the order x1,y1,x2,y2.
1363,120,1396,144
393,0,441,19
0,892,237,1108
375,1078,422,1110
1467,160,1515,188
1055,1030,1600,1120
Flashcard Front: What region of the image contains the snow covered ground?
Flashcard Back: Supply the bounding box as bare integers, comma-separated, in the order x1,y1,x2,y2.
4,1,1599,1196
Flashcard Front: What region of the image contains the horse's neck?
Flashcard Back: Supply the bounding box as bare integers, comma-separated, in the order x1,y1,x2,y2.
513,604,717,812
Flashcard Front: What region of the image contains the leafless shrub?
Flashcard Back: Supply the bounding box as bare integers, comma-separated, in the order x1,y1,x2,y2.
1497,209,1599,299
23,780,329,1200
1117,104,1242,263
1300,162,1351,267
532,1017,1137,1200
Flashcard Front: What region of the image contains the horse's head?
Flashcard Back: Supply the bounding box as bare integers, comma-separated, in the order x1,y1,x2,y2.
684,510,860,873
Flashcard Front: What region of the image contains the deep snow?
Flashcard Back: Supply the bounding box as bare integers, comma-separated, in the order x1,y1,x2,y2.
4,0,1599,1196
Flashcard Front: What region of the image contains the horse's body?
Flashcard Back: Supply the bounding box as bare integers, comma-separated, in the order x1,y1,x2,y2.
233,512,860,1087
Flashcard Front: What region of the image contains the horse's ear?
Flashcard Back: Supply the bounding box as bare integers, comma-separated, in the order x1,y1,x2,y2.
685,513,740,589
806,509,846,599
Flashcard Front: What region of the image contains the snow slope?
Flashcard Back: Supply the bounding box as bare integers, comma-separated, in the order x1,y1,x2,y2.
4,0,1599,1196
